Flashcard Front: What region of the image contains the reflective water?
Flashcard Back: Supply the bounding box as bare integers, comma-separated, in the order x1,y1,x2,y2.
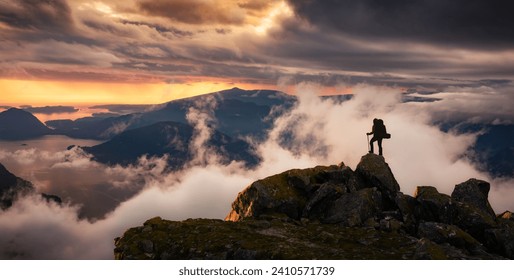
0,135,102,153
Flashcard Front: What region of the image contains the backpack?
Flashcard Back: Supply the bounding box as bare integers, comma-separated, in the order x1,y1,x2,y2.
377,119,391,139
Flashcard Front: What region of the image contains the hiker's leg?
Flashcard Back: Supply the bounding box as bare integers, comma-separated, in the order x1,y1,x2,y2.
378,138,383,156
370,137,376,153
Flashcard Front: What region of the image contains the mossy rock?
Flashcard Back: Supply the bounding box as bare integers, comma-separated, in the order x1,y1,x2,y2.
414,186,454,224
355,154,400,205
115,217,424,260
417,222,482,252
452,201,497,242
451,179,496,220
226,165,353,222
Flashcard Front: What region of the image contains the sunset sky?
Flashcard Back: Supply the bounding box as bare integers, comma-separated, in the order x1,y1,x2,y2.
1,0,514,105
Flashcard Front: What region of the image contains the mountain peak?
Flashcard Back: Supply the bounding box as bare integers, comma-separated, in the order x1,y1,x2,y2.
0,107,52,140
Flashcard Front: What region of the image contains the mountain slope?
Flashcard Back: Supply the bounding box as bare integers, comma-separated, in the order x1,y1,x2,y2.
114,154,514,260
0,163,33,209
48,88,295,140
82,121,260,169
0,108,52,140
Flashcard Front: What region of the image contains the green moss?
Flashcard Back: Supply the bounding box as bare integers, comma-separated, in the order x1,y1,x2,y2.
115,218,425,260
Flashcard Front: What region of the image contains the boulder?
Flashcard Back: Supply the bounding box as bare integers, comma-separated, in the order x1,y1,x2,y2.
226,178,306,221
302,183,346,219
414,186,454,224
394,192,418,232
321,188,382,226
226,165,354,222
484,219,514,258
355,154,400,206
450,179,497,242
452,201,497,242
451,179,496,220
484,228,514,259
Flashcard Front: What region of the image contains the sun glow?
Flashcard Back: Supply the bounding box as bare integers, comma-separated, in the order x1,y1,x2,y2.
254,1,293,35
0,79,276,106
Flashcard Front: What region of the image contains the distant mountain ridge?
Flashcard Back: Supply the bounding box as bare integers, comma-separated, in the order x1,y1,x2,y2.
47,88,295,140
82,121,260,169
0,108,52,140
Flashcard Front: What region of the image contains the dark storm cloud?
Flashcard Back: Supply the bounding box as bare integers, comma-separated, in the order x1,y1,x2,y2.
0,0,73,32
20,105,79,114
138,0,245,25
287,0,514,49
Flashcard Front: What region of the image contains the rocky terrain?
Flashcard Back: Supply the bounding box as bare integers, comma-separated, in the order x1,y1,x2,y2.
115,154,514,259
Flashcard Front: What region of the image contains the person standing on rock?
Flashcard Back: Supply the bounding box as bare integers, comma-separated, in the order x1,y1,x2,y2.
367,118,390,156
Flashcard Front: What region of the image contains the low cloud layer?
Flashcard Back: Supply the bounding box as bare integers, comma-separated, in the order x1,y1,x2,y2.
1,84,513,259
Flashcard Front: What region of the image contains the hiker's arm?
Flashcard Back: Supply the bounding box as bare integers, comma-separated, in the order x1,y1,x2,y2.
367,126,374,135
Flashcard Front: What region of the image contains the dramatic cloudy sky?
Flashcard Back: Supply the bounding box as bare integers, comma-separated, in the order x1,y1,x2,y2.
1,0,513,105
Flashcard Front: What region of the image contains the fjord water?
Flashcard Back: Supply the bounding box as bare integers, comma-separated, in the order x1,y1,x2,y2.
0,135,102,154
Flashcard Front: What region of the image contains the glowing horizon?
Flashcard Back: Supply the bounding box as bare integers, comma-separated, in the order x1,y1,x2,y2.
0,79,279,106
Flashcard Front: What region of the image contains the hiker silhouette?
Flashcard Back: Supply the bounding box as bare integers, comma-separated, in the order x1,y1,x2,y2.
367,118,391,156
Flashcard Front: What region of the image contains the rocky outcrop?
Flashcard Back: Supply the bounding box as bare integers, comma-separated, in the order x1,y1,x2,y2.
414,186,453,224
114,154,514,260
355,154,400,205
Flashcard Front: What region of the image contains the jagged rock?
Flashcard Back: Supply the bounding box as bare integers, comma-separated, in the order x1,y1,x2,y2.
303,183,346,219
414,186,454,224
321,188,382,226
355,154,400,206
484,228,514,259
225,174,307,221
226,164,362,222
394,192,418,233
452,201,497,242
451,179,496,220
484,218,514,258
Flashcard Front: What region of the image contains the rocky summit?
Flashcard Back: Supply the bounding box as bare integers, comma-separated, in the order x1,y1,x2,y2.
114,154,514,260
